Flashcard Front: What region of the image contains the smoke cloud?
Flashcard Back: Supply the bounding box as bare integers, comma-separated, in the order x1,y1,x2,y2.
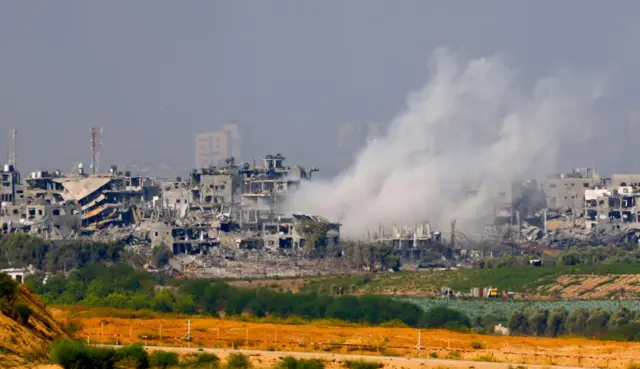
284,48,605,239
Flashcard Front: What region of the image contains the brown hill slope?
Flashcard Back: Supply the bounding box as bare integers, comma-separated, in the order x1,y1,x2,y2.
0,282,68,367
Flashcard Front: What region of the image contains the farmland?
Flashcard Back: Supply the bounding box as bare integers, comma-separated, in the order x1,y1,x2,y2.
406,298,640,320
52,306,640,369
290,264,640,298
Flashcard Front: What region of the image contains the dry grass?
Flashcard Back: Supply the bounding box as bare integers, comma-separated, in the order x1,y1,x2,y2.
51,306,640,369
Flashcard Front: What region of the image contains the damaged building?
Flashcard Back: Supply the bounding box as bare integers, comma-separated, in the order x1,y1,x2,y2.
0,163,153,238
259,213,340,251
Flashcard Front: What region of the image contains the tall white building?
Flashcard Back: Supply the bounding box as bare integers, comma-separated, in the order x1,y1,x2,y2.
195,123,242,168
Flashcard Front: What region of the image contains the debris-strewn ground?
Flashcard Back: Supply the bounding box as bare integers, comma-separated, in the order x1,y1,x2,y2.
169,249,354,279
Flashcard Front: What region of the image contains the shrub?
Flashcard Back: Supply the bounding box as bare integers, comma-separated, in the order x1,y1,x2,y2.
226,353,250,369
0,297,9,313
470,341,485,350
0,273,17,299
343,360,382,369
150,350,178,368
183,353,220,368
13,302,33,324
62,320,84,335
115,343,149,369
51,340,117,369
421,306,471,329
429,352,438,359
277,356,324,369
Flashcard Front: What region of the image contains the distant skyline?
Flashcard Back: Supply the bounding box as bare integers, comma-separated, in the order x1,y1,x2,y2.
2,1,640,177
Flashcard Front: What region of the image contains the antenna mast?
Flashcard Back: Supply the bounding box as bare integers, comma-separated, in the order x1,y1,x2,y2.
8,128,16,167
90,126,103,175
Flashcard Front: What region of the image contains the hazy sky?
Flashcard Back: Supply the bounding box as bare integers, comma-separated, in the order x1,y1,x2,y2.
1,1,639,176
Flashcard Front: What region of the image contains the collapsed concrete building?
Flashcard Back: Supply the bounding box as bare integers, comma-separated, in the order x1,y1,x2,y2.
0,163,153,238
154,154,331,254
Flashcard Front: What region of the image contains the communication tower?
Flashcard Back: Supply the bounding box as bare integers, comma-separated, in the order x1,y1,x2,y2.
90,126,103,175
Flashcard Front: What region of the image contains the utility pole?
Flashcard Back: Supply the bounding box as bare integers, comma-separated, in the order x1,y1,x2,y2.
186,319,191,348
516,209,521,241
449,219,456,260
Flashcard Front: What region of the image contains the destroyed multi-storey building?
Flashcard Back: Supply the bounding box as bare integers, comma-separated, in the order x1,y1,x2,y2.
153,153,335,254
239,154,317,228
0,163,153,238
260,213,340,251
584,185,640,230
0,149,342,276
541,168,600,212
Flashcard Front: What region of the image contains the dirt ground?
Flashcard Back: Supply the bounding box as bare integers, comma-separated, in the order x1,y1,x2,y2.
542,274,640,299
228,277,312,292
55,308,640,369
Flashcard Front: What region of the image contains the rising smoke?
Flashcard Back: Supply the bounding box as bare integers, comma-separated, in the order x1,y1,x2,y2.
284,48,605,239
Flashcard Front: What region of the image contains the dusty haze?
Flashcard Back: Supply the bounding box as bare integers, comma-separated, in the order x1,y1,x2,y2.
284,48,606,238
1,2,640,176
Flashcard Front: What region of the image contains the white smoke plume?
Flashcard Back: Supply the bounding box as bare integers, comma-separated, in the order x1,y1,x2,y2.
284,48,605,239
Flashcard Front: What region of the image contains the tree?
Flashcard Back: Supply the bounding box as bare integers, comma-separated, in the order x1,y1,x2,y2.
527,309,548,336
608,307,632,329
0,273,17,300
421,306,470,329
585,309,609,337
152,245,172,268
565,308,590,335
546,308,568,337
508,311,527,334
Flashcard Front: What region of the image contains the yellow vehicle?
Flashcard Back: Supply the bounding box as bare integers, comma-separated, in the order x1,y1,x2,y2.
487,287,500,298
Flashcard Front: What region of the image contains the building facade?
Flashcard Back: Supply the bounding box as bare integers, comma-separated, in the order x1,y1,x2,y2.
195,124,242,169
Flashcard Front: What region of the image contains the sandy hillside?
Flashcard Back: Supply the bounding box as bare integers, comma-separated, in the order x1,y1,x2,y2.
0,285,68,367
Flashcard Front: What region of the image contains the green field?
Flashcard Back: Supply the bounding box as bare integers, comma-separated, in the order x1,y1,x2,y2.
406,298,640,320
300,263,640,295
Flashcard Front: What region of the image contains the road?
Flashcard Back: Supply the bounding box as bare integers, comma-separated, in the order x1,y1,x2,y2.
98,344,594,369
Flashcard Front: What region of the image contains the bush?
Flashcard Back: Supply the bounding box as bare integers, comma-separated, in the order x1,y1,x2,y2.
183,353,220,368
421,306,471,329
0,273,17,299
343,360,382,369
150,350,179,368
226,353,250,369
62,320,85,335
115,343,149,369
277,356,324,369
13,302,33,324
51,340,117,369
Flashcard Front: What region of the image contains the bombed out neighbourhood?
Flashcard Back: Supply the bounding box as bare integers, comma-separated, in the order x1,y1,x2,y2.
0,124,638,286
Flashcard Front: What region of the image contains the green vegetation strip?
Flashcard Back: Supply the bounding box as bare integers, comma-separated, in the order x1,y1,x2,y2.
301,263,640,295
28,264,468,329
